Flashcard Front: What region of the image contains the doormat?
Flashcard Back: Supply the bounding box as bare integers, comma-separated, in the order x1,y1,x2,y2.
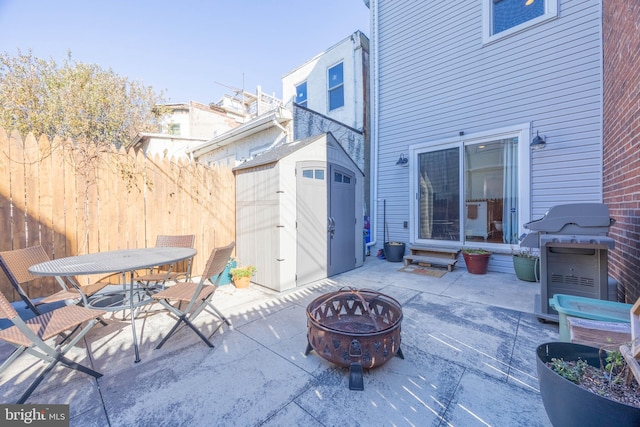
398,264,447,278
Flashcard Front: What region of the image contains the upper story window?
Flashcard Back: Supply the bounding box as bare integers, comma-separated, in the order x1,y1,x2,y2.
168,123,181,135
483,0,558,44
295,81,307,107
328,62,344,111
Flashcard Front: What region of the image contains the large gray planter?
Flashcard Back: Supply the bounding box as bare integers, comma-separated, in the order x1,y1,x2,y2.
384,242,405,262
536,342,640,427
513,255,539,282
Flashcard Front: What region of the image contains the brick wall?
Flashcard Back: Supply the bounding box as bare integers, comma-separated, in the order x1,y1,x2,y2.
602,0,640,303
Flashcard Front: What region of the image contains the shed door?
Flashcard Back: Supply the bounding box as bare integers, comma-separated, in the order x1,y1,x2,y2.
328,164,356,276
296,162,328,286
296,162,356,286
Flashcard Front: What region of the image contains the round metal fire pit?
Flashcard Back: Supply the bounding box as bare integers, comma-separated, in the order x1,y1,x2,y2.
305,288,403,375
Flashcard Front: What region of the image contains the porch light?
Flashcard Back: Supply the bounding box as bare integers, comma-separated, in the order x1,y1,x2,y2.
530,131,546,149
396,153,408,166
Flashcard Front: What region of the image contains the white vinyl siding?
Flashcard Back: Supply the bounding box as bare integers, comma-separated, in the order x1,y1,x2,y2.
373,0,602,267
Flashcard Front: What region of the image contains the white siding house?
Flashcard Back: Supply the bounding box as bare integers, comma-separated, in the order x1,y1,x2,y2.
190,107,293,167
282,31,369,132
367,1,604,272
131,101,244,159
282,31,371,214
188,88,290,167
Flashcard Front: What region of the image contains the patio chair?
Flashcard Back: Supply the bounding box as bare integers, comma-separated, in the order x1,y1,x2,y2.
152,242,235,349
0,245,111,317
136,234,196,291
0,289,106,403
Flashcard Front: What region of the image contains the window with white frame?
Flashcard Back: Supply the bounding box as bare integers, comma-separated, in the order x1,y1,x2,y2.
295,81,307,107
410,124,530,248
483,0,558,44
302,168,325,180
328,62,344,111
168,123,180,135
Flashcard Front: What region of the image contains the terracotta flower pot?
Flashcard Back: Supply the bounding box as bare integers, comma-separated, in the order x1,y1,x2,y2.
233,276,251,288
462,251,490,274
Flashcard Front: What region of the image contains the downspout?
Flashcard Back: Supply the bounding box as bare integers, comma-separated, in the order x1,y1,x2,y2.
352,33,359,130
267,109,290,151
272,119,289,143
366,0,379,252
272,107,291,147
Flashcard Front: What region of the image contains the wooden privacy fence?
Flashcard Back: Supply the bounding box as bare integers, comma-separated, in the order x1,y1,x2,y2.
0,128,235,302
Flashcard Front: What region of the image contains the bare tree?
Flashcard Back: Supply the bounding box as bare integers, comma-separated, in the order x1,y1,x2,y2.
0,50,167,147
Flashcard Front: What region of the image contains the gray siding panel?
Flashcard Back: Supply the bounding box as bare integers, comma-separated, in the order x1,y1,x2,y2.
374,1,603,269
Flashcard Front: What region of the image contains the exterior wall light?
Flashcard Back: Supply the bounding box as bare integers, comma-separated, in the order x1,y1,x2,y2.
396,153,408,166
531,131,546,149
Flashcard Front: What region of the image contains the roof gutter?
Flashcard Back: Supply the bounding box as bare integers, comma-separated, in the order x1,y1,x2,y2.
188,109,292,158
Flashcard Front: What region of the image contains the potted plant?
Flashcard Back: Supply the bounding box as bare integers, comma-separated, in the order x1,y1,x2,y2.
536,341,640,427
512,248,540,282
461,249,491,274
383,241,406,263
230,265,256,289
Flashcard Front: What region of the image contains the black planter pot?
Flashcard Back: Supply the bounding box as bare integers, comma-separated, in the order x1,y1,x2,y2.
536,342,640,427
383,242,405,262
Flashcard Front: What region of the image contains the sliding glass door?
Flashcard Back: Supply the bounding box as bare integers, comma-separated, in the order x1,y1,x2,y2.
417,148,460,241
412,127,526,247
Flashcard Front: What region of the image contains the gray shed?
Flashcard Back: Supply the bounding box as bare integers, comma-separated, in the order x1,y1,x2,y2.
233,132,364,292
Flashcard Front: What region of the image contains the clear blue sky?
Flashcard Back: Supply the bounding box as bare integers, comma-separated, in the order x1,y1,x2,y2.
0,0,370,103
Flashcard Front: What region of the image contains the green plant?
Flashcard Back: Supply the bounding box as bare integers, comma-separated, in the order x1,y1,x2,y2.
230,265,256,279
550,357,588,383
603,349,627,385
462,248,490,255
547,345,640,406
512,245,539,258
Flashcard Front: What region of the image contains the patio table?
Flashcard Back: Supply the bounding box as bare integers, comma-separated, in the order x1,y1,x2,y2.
29,247,197,363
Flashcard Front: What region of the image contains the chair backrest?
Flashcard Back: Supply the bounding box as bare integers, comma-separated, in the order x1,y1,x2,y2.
0,288,19,320
155,235,196,249
201,242,236,286
0,246,50,312
0,245,49,285
154,235,196,276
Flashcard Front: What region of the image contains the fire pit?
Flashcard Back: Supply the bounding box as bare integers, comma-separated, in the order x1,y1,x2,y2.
304,288,404,390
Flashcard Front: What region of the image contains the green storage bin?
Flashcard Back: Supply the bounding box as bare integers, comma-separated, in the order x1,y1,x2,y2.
549,294,632,342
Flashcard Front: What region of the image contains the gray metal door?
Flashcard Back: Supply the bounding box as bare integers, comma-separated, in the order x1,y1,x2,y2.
328,163,356,276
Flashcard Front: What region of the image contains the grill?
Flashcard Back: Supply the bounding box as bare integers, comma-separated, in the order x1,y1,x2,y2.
520,203,615,322
304,288,404,390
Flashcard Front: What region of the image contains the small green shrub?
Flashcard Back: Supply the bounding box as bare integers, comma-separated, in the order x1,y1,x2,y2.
230,266,256,279
550,357,588,383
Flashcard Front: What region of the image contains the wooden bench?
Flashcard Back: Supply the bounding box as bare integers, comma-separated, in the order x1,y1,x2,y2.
403,245,461,272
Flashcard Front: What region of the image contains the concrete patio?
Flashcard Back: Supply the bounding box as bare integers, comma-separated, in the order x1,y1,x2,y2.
0,257,559,426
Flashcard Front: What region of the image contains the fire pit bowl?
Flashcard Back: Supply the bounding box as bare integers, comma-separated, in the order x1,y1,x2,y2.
304,288,404,390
